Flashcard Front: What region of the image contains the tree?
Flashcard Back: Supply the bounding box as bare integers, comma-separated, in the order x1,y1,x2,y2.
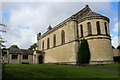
9,45,19,49
2,48,7,56
28,43,37,50
77,39,90,65
117,45,120,49
112,46,115,49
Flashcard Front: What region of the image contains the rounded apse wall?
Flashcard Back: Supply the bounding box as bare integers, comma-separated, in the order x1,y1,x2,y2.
78,19,113,64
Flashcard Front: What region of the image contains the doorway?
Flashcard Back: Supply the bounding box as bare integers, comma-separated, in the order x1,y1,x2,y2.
38,55,43,64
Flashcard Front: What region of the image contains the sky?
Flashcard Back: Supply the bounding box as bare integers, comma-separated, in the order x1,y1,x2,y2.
0,0,119,49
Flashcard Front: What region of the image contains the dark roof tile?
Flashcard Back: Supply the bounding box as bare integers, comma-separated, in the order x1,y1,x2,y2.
9,48,33,55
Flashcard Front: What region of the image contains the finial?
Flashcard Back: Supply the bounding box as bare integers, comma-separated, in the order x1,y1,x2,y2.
86,5,89,7
47,24,52,31
85,5,91,11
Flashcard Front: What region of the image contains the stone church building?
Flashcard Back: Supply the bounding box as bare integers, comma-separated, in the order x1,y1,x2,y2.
35,5,113,64
2,5,114,64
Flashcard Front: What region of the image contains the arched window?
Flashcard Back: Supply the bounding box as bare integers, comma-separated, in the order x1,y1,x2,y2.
104,22,108,35
42,41,44,50
96,21,101,35
61,30,65,45
87,22,92,36
53,34,56,47
80,25,83,37
47,38,50,49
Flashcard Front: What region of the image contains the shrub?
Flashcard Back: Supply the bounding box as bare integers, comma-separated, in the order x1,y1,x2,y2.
77,39,90,65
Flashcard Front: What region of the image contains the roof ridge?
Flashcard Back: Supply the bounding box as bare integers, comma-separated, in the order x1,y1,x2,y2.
40,5,92,38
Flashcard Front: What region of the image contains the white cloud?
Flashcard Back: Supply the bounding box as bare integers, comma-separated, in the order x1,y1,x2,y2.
0,2,2,23
2,2,116,49
1,0,119,2
113,21,119,33
113,23,118,32
112,36,119,48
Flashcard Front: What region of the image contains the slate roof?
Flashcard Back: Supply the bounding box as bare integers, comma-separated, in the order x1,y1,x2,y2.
80,11,109,22
8,48,33,55
84,11,105,17
39,5,109,39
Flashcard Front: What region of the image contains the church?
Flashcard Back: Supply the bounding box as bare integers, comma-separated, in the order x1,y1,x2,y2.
1,5,114,64
34,5,113,64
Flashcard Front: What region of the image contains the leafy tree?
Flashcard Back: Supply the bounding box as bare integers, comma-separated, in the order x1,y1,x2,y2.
112,46,115,49
77,39,90,65
28,43,37,50
2,48,7,56
9,45,19,49
117,45,120,49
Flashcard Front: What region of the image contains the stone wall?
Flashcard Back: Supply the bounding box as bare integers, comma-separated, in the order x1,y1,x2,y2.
9,54,19,64
113,49,120,57
3,53,33,64
37,8,113,64
78,19,110,37
78,19,113,64
38,20,78,64
44,41,77,64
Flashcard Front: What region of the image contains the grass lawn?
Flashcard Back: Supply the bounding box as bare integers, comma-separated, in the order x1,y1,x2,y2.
2,64,119,79
89,63,120,71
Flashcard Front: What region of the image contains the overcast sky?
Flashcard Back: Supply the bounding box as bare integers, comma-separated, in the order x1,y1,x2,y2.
0,1,119,49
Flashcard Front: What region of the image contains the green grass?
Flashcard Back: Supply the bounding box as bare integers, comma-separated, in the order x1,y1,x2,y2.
89,64,120,71
2,64,119,79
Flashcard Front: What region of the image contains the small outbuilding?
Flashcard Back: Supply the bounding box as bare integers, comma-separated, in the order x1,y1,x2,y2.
2,48,33,64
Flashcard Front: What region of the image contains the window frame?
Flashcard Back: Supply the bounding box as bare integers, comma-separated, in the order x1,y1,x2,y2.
87,22,92,36
80,25,83,37
104,22,108,35
61,30,65,45
23,55,28,59
47,38,50,49
12,55,18,59
96,21,101,35
42,40,44,50
53,34,56,47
